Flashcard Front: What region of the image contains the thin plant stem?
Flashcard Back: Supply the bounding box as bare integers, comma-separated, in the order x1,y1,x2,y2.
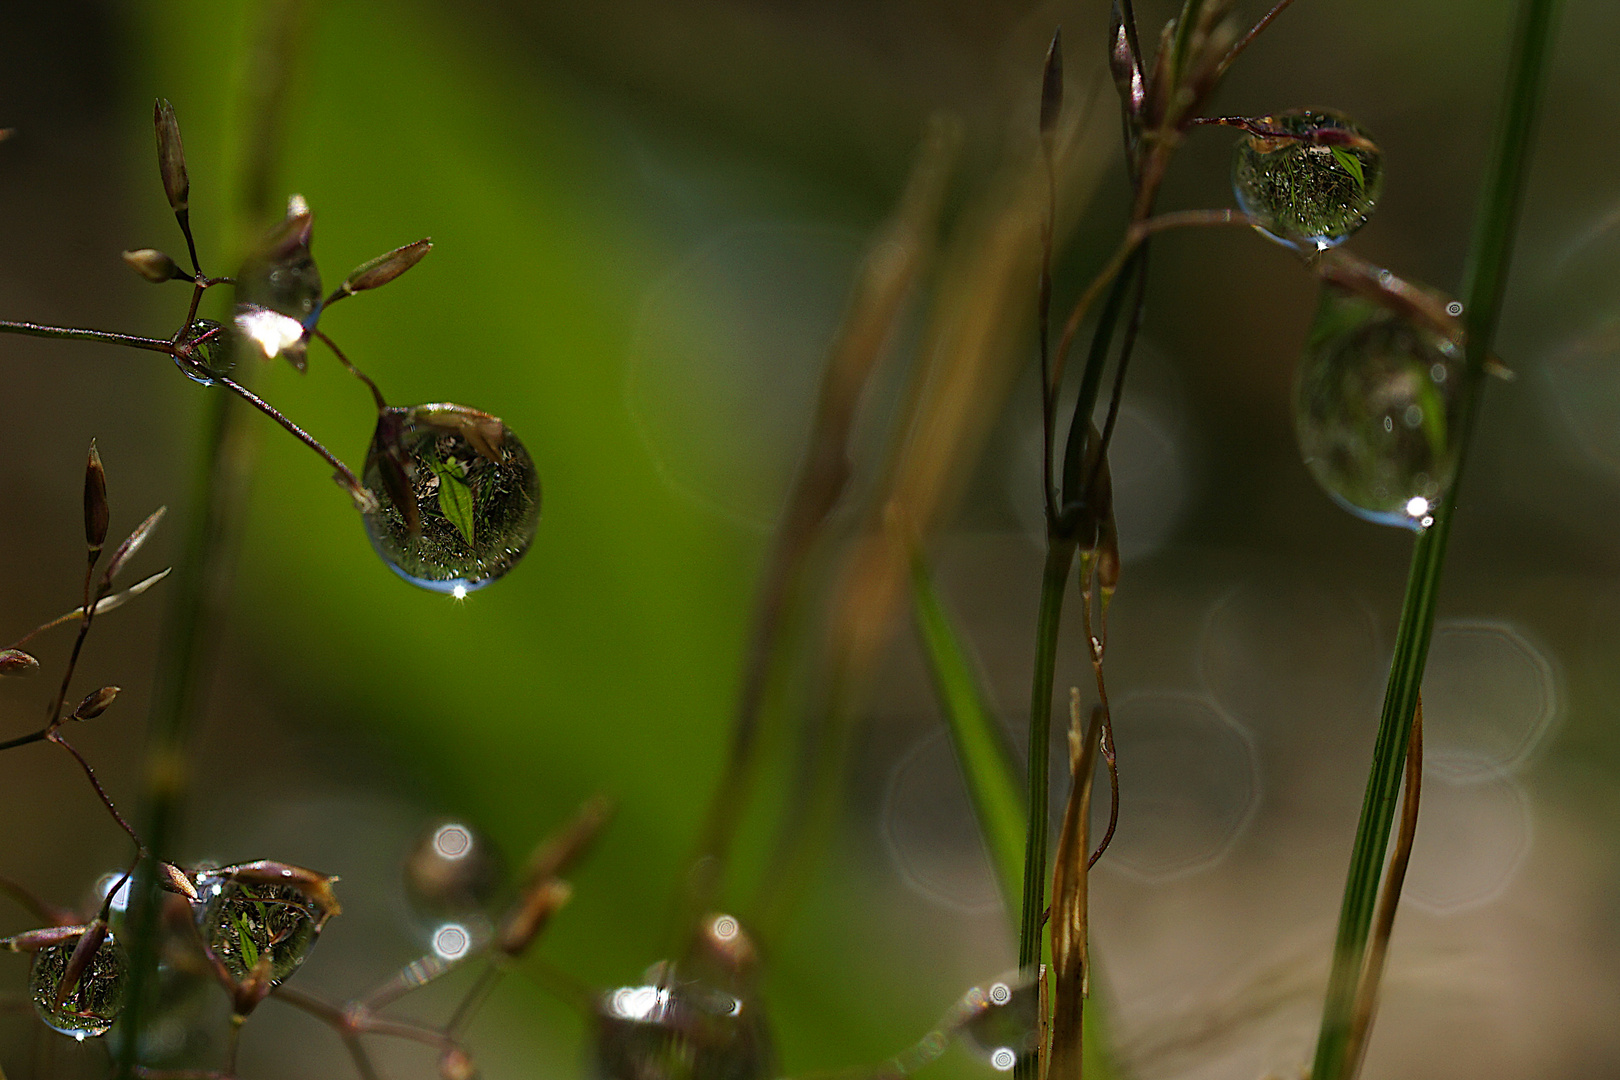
47,731,144,852
312,328,388,412
1212,0,1299,83
1016,540,1076,976
1345,700,1422,1080
215,374,365,496
0,321,174,353
1308,2,1559,1076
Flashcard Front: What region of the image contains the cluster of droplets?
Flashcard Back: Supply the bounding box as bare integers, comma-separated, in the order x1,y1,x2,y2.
362,403,543,595
591,915,775,1080
1294,285,1465,529
1232,108,1384,251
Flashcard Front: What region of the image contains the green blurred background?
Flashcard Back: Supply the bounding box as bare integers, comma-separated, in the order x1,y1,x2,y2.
2,0,1619,1077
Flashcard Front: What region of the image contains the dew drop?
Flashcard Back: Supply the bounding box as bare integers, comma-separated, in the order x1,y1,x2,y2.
235,197,322,363
1232,108,1384,251
29,929,128,1038
171,318,236,386
362,404,542,593
197,875,325,986
1294,286,1465,529
591,918,774,1080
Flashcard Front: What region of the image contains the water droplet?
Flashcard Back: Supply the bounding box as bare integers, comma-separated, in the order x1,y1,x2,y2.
1445,301,1464,317
29,929,128,1038
1232,109,1384,251
1295,286,1465,529
592,918,774,1080
431,923,471,960
362,404,542,593
947,975,1039,1070
172,319,235,385
197,875,324,986
236,200,322,363
405,821,503,919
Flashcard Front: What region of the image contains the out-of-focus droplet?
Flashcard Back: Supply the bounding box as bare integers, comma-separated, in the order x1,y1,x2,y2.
1294,286,1464,529
237,203,321,325
362,404,541,593
882,732,1002,914
29,929,128,1038
947,975,1039,1071
197,875,323,986
591,917,774,1080
1232,108,1383,251
172,318,235,386
405,821,503,920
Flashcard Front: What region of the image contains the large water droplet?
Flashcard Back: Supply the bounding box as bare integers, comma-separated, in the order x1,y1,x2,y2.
29,929,128,1038
1294,286,1464,529
197,875,325,986
236,198,322,365
362,404,542,593
1232,108,1384,251
591,917,774,1080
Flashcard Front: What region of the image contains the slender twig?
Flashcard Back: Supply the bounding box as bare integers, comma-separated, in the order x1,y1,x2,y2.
215,375,365,496
313,328,388,412
1212,0,1300,83
47,732,144,852
1308,2,1559,1076
0,321,174,353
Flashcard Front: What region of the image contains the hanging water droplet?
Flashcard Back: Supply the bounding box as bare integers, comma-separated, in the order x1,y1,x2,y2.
29,928,128,1038
236,198,322,365
362,403,542,594
1232,108,1384,251
591,917,774,1080
197,872,330,986
946,975,1040,1071
172,318,236,386
1295,286,1464,529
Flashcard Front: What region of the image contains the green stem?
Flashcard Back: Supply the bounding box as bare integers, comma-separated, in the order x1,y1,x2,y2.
1017,540,1076,975
1309,2,1559,1076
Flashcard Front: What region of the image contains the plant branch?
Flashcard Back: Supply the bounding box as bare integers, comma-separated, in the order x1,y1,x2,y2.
0,321,174,353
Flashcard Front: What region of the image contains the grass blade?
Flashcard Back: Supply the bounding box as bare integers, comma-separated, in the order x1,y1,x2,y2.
910,557,1027,909
1309,2,1560,1076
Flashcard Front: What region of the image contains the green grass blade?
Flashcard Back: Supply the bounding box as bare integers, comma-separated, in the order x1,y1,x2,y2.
1309,2,1561,1077
910,557,1027,909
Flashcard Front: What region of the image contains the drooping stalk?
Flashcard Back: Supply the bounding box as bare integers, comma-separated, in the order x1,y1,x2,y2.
1308,2,1559,1076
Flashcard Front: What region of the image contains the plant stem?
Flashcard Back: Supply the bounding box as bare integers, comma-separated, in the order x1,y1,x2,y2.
1016,540,1075,976
1308,2,1559,1076
0,321,174,353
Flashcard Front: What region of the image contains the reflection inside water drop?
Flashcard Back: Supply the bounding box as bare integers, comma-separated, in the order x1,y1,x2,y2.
29,930,128,1038
1232,108,1383,251
362,404,542,593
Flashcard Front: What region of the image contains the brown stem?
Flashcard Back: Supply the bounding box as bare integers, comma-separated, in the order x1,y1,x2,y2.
1213,0,1300,83
215,375,366,497
0,320,174,353
312,328,388,412
47,731,144,853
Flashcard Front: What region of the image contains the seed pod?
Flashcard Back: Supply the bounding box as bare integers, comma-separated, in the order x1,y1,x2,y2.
102,506,167,586
340,238,433,297
231,952,276,1016
122,248,186,283
73,686,120,720
0,649,40,676
497,880,570,958
153,99,189,213
84,443,109,553
160,863,200,903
